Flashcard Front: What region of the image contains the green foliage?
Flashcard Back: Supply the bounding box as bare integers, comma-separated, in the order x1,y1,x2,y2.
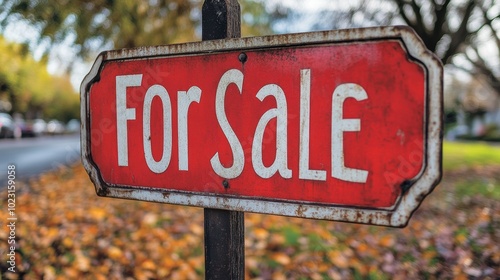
443,141,500,170
0,36,78,121
443,141,500,200
307,233,330,252
282,225,301,246
0,0,280,60
241,0,286,37
454,178,500,200
0,0,281,122
0,0,199,58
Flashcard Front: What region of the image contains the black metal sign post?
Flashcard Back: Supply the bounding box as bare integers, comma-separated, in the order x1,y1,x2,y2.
202,1,245,279
80,0,444,278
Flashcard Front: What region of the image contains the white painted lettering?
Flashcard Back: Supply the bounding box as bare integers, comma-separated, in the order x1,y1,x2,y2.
210,69,245,179
115,70,371,183
116,74,142,166
143,85,172,173
331,83,368,183
252,84,292,179
178,86,202,171
299,69,327,181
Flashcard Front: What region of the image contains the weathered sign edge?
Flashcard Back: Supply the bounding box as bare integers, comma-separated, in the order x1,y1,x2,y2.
80,26,443,227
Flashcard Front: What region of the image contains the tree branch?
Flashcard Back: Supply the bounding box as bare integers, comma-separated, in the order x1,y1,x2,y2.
476,0,500,53
442,0,475,63
430,0,451,49
464,47,500,92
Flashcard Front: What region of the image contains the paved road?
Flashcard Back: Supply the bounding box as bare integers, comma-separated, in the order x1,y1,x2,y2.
0,134,80,186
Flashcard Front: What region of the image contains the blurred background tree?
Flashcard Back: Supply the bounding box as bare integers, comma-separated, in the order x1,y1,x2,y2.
0,0,285,61
0,36,78,121
0,0,287,120
309,0,499,96
0,0,498,136
299,0,499,140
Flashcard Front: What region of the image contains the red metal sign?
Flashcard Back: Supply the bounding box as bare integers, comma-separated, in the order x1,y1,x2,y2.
81,26,443,227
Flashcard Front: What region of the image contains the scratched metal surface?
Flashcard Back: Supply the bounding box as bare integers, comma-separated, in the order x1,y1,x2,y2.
81,26,443,227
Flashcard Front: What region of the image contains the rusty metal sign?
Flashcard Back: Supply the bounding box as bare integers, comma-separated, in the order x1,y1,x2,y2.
81,26,442,227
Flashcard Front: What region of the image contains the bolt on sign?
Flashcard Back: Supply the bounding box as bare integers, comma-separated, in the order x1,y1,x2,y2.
81,26,443,227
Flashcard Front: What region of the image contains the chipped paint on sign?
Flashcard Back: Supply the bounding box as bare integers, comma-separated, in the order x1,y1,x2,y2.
81,26,443,227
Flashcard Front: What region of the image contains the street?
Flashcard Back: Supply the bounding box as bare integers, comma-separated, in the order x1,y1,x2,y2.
0,134,80,186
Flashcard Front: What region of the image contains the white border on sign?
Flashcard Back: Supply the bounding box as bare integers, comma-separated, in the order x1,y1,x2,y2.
81,26,442,227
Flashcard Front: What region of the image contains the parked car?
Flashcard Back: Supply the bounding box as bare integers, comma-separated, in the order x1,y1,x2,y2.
32,119,47,136
47,120,65,135
14,118,35,137
0,113,21,139
66,119,80,134
14,118,48,137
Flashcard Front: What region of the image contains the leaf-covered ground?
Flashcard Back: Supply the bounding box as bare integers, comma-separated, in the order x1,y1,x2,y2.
1,163,499,279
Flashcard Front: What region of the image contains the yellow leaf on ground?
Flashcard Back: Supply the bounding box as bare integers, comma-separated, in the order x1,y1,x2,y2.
62,237,73,248
93,274,108,280
268,234,285,247
43,266,56,280
142,213,158,226
141,260,157,270
75,251,91,272
254,228,269,240
107,246,123,260
455,234,467,245
89,207,106,221
379,235,396,247
423,250,437,261
271,252,291,266
63,267,79,279
357,242,369,254
328,251,350,269
271,271,287,280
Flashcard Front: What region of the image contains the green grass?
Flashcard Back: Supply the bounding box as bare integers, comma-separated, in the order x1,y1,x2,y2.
454,179,500,200
282,225,301,247
442,141,500,199
443,141,500,171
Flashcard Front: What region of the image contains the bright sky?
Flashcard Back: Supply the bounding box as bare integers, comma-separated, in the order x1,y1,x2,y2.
2,0,498,91
270,0,356,33
3,0,342,91
3,0,340,91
